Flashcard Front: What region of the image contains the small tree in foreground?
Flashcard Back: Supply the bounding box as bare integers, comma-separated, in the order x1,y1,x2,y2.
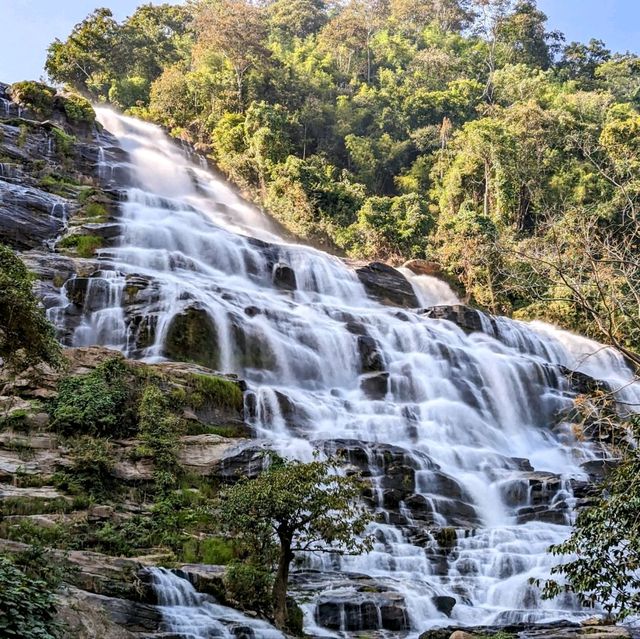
219,455,372,630
0,244,61,371
539,418,640,621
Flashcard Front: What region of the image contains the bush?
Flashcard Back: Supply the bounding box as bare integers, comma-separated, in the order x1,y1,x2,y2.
58,233,104,257
10,81,56,116
182,537,235,565
224,561,274,614
0,244,62,369
52,357,136,437
65,436,116,498
0,553,63,639
61,93,95,124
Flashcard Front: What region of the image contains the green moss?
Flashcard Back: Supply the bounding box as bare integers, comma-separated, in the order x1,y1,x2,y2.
82,201,108,221
186,374,244,411
58,233,103,257
38,173,81,195
50,126,75,156
164,307,219,369
435,527,457,551
0,408,29,431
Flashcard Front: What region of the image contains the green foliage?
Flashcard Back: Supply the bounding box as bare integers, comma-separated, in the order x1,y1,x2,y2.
52,357,135,437
182,537,235,565
58,233,103,257
47,1,640,352
0,553,63,639
61,93,96,124
50,127,76,157
10,81,56,116
224,561,274,614
138,385,184,491
186,374,244,411
219,454,371,628
539,419,640,621
65,436,116,498
0,244,62,370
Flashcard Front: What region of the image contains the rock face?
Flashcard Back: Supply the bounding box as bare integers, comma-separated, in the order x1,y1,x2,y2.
355,262,420,307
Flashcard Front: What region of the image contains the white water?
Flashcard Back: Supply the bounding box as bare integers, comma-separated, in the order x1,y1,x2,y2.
49,109,640,636
149,567,284,638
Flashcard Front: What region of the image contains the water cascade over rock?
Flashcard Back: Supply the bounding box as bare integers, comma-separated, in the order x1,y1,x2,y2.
44,109,640,637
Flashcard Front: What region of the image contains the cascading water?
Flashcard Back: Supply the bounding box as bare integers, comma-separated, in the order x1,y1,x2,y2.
48,108,640,637
149,568,284,638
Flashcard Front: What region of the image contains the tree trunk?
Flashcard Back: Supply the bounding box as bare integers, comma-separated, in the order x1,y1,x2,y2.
272,535,293,630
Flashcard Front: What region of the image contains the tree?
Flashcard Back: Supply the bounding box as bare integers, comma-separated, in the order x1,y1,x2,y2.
195,0,269,109
268,0,329,40
539,417,640,621
45,8,123,99
0,244,61,371
558,38,611,84
219,455,372,630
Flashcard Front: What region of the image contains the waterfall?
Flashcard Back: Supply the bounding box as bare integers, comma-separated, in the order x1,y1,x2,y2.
48,108,640,636
149,568,284,638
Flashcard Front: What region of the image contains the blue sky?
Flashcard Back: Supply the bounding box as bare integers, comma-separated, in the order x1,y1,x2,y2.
0,0,639,84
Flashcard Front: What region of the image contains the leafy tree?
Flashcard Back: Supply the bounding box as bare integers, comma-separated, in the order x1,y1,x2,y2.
219,455,372,630
539,419,640,621
45,8,123,99
0,244,61,370
557,38,611,84
195,0,269,109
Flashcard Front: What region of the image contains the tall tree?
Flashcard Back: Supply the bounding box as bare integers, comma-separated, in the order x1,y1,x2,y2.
195,0,269,109
219,455,372,630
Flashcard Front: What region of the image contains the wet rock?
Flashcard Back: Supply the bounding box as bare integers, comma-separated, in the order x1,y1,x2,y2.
315,591,410,632
432,595,456,617
216,440,271,481
163,305,219,370
355,262,419,308
357,334,385,372
0,180,68,249
57,587,138,639
420,305,486,333
273,262,296,291
360,372,389,400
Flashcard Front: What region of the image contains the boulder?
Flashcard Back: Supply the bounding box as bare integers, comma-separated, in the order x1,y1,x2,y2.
432,595,456,617
355,262,419,308
163,305,219,369
402,259,443,277
360,372,389,400
420,305,486,334
273,262,296,291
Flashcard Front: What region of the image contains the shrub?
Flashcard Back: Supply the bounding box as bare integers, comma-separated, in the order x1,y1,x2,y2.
0,244,62,369
50,126,76,156
224,561,274,614
138,385,184,491
58,233,104,257
52,357,136,437
182,537,235,565
65,436,116,498
0,554,62,639
61,93,95,124
10,81,56,116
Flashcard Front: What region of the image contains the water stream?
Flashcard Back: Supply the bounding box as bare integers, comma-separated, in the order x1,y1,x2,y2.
49,109,640,637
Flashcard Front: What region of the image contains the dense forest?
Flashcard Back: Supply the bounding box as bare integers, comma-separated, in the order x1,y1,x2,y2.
43,0,640,359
